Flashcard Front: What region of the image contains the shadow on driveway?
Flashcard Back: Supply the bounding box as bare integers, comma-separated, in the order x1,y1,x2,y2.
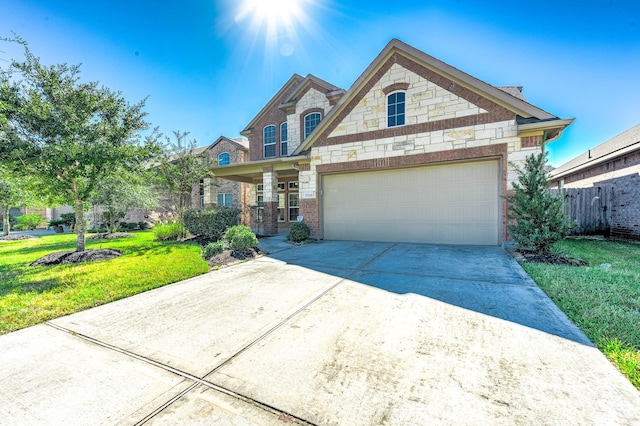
264,240,592,346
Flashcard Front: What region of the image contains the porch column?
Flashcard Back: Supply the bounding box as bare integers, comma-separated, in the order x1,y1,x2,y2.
298,163,319,237
262,166,279,235
203,177,217,208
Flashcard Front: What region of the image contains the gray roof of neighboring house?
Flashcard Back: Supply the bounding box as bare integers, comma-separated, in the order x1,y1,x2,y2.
549,123,640,179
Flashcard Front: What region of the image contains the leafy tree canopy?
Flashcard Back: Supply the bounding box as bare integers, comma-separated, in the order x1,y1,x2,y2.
0,39,161,251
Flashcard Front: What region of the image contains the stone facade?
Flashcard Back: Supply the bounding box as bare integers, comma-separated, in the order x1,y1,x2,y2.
215,39,571,243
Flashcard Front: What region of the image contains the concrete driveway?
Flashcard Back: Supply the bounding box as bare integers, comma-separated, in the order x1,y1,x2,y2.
1,238,639,425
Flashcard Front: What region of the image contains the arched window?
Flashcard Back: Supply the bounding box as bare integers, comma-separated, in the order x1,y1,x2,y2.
387,91,406,127
280,122,288,156
304,112,321,138
263,125,276,158
218,152,230,166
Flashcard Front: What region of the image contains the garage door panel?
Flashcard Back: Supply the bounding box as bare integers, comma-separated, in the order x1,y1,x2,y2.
322,160,500,245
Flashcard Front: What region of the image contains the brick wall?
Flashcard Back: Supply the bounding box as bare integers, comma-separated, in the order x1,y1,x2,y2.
550,150,640,239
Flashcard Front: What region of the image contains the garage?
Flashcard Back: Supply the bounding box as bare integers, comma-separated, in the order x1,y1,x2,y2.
321,160,500,245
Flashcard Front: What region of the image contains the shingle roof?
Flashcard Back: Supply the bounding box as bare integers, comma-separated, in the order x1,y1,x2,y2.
549,123,640,179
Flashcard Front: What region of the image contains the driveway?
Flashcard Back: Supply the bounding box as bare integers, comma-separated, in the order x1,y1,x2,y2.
1,239,639,425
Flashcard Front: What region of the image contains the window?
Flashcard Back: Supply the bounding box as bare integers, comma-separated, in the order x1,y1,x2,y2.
387,92,406,127
304,113,321,138
277,182,285,191
217,193,233,207
288,193,299,222
199,180,205,208
218,152,230,166
278,193,286,222
280,122,288,156
263,125,276,157
256,194,264,223
257,183,264,192
288,181,299,190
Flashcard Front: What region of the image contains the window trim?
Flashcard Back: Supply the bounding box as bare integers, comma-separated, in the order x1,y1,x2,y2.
387,91,406,128
280,122,288,156
217,152,230,166
263,125,276,158
217,193,233,207
288,192,300,222
300,108,323,140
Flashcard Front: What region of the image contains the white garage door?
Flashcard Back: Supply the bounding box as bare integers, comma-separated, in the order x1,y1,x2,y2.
322,160,500,245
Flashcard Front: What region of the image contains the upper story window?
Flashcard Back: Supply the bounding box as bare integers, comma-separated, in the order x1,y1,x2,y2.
387,92,406,127
304,112,321,138
218,152,230,166
280,122,288,156
263,125,276,158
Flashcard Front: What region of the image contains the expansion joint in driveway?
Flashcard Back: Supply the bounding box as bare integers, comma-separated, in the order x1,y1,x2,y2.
45,322,317,425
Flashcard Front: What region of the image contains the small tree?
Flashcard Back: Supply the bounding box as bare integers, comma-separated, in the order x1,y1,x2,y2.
154,131,212,220
505,149,572,253
0,167,39,235
91,169,158,233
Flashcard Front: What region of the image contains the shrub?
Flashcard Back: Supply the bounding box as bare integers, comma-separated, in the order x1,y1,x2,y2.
224,225,258,252
153,222,185,241
287,222,310,243
48,219,65,227
16,213,44,230
183,207,240,240
505,150,573,253
60,212,76,227
138,221,149,230
203,241,226,258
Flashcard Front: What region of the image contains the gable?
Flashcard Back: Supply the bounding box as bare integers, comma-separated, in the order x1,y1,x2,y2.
329,63,488,138
303,51,516,149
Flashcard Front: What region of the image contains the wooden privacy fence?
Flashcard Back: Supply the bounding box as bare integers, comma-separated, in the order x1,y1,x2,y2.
550,186,612,235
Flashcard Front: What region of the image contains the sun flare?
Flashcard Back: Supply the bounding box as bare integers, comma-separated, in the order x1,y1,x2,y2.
235,0,314,56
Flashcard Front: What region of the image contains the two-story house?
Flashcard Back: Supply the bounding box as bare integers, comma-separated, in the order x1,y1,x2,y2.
211,39,573,245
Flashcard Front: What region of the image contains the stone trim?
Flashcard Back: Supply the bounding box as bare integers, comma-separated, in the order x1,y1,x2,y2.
382,82,410,94
313,53,515,148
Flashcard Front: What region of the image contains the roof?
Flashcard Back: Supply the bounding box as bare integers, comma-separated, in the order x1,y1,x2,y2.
549,123,640,180
279,74,344,108
240,74,304,136
293,38,572,155
206,136,249,151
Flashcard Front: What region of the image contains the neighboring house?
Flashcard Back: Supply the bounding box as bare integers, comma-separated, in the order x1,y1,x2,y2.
211,39,573,245
119,136,250,225
549,123,640,239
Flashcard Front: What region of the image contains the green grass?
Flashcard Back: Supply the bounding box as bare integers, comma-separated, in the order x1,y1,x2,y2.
0,231,209,335
522,238,640,389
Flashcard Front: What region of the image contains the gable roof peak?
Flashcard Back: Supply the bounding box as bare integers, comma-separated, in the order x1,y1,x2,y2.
240,73,305,136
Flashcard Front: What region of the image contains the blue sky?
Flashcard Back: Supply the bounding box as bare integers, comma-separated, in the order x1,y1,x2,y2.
2,0,639,166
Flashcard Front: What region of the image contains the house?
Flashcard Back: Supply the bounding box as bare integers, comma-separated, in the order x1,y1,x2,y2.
210,38,573,245
97,136,250,227
549,123,640,239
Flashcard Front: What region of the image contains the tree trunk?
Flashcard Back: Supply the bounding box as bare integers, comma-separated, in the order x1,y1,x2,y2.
1,205,9,236
75,199,86,252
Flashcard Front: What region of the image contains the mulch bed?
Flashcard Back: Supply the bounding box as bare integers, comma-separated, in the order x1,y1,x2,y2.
511,249,587,266
87,232,135,240
30,249,123,266
206,248,262,269
0,234,39,241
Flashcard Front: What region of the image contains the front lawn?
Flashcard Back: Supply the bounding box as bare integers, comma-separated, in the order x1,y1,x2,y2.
0,231,209,335
522,238,640,389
